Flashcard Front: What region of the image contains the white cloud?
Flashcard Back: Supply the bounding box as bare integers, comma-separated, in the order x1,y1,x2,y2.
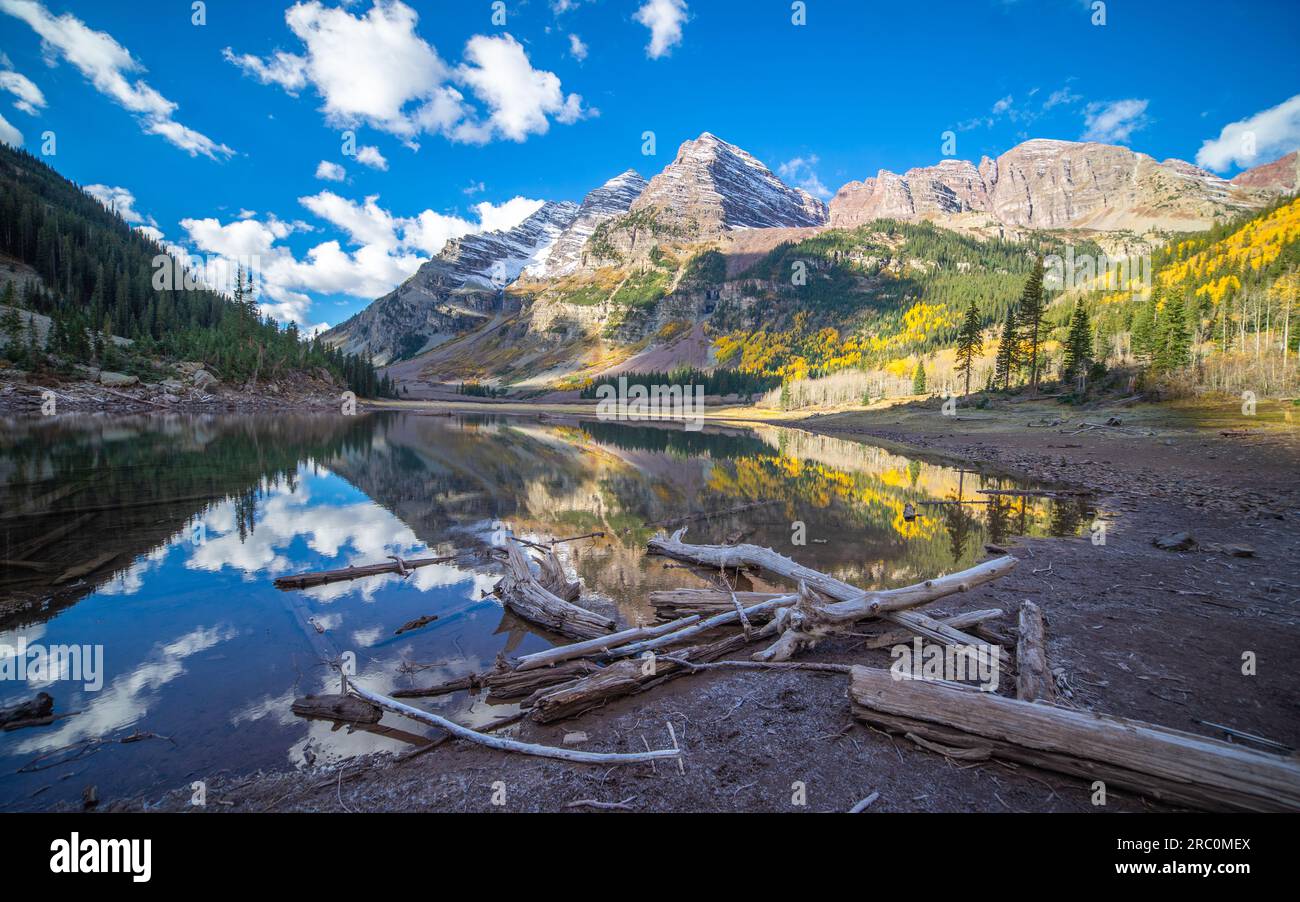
1081,99,1149,145
473,196,545,232
355,144,388,169
226,1,585,145
1043,85,1081,110
0,67,44,114
175,190,545,330
778,155,832,201
568,33,588,62
0,110,21,146
635,0,688,59
316,159,346,181
1196,93,1300,172
991,95,1013,114
0,0,233,158
462,180,485,196
220,47,308,93
84,184,156,226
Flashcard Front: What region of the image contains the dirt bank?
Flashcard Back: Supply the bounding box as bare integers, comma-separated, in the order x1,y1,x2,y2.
111,396,1299,813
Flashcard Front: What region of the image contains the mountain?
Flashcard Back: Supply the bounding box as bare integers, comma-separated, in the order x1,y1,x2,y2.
525,170,647,279
830,138,1280,234
1231,150,1299,194
628,132,828,236
323,200,579,364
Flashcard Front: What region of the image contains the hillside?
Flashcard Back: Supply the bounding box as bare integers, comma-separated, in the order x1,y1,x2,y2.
0,144,388,398
314,134,1296,396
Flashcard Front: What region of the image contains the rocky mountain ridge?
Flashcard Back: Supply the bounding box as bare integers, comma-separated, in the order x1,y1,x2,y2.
829,138,1281,234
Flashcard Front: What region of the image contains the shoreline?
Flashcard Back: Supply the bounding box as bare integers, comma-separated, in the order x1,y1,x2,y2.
10,397,1300,813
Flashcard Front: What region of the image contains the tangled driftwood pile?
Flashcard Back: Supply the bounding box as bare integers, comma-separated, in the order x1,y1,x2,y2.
283,527,1300,810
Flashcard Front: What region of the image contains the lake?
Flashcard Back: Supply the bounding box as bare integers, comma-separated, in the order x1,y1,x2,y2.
0,411,1091,809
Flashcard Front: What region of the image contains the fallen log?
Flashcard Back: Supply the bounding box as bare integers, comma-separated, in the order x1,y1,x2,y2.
527,631,753,723
394,614,438,635
849,666,1300,812
1015,601,1056,703
346,680,679,765
0,692,53,728
514,614,703,671
603,593,798,660
647,529,1015,663
52,552,120,585
648,588,786,618
494,544,615,641
291,693,382,724
275,553,463,590
863,609,1004,649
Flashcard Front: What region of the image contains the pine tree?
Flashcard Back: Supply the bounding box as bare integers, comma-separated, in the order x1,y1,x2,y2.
1131,292,1159,362
911,359,927,395
1155,295,1191,373
954,298,982,397
1017,259,1047,392
994,306,1017,390
1061,302,1094,387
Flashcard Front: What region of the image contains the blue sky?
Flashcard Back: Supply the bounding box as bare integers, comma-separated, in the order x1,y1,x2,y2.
1,0,1298,332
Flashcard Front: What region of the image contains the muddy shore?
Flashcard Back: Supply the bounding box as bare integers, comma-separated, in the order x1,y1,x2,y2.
50,397,1300,812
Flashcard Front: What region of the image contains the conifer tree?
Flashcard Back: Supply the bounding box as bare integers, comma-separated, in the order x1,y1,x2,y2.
954,298,983,397
1017,259,1047,392
1061,302,1094,386
911,359,927,395
1155,295,1191,373
994,306,1017,390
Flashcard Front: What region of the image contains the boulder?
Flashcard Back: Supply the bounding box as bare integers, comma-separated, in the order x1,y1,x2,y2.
160,378,184,393
99,371,139,387
192,369,217,389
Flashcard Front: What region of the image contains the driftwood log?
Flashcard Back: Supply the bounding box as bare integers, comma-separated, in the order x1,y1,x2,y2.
346,680,680,765
291,693,382,724
0,692,54,728
646,529,1015,663
1015,601,1056,703
849,666,1300,812
494,544,615,641
526,631,754,723
514,614,703,671
275,553,462,590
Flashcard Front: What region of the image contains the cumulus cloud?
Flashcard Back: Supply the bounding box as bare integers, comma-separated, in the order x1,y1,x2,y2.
84,184,156,226
175,190,546,331
0,0,233,158
355,144,388,169
226,1,586,145
455,34,588,143
0,67,44,114
473,196,545,232
568,33,588,62
315,160,346,181
635,0,688,59
777,155,832,201
1081,99,1149,145
1196,93,1300,172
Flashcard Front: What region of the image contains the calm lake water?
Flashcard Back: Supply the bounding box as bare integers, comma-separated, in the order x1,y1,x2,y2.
0,412,1091,810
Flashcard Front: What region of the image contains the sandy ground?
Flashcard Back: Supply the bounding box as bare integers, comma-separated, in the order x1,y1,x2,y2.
115,394,1300,813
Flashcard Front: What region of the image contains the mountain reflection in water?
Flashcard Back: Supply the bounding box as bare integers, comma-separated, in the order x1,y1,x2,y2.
0,412,1090,809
